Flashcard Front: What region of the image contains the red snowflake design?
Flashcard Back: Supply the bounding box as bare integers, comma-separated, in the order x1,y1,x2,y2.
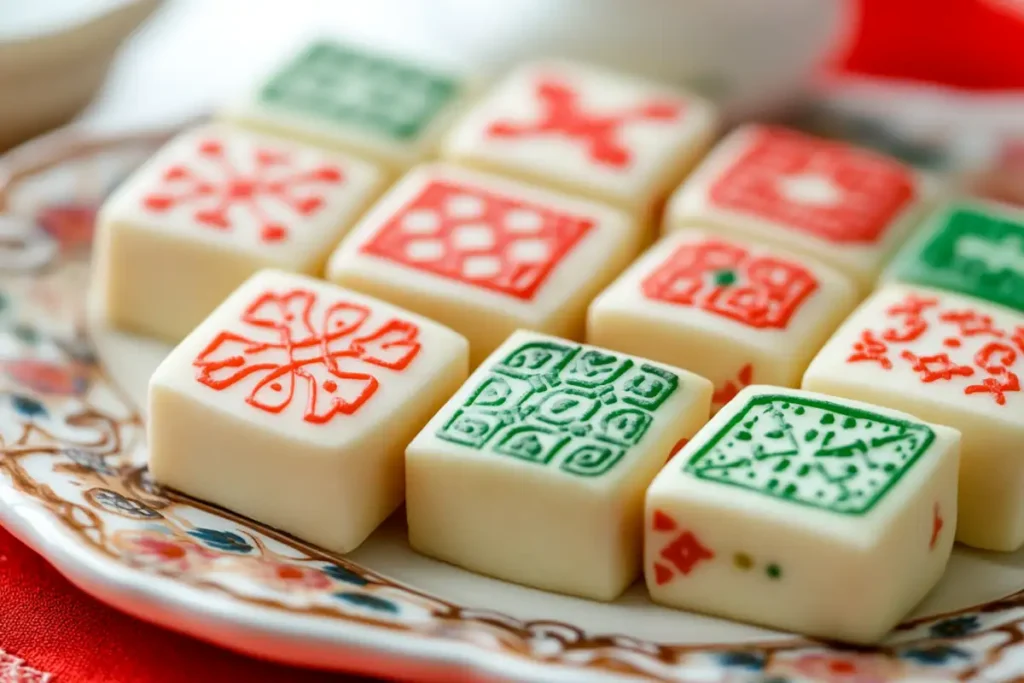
486,78,684,169
360,179,592,300
641,239,819,330
193,289,421,423
143,138,344,244
650,510,714,585
708,127,916,244
845,292,1024,406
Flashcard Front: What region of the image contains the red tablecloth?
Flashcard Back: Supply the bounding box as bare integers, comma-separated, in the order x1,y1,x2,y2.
2,1,1023,680
0,525,361,682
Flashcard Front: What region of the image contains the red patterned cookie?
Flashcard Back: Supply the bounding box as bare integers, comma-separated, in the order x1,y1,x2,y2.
804,284,1024,551
327,163,640,366
665,125,935,289
149,269,468,553
588,229,858,412
442,61,718,222
96,124,386,341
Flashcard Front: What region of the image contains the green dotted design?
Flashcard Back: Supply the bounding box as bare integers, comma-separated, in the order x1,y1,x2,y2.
683,395,935,516
436,341,679,478
258,40,460,143
891,205,1024,313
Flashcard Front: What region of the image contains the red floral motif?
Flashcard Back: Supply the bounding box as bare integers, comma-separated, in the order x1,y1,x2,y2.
848,330,893,369
845,292,1022,406
113,530,218,572
252,560,333,592
2,359,88,396
486,78,683,169
641,239,819,329
711,363,754,410
774,652,903,683
36,203,97,252
360,179,592,300
193,289,421,423
650,510,714,585
708,127,916,244
142,138,344,244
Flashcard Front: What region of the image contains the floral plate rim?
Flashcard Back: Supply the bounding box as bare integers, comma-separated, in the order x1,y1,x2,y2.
0,124,1021,683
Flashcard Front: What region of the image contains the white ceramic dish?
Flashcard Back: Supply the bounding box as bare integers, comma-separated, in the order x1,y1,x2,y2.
0,0,160,150
2,129,1024,681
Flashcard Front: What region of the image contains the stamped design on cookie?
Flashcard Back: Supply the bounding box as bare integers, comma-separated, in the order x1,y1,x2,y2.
641,238,819,330
708,127,915,244
259,40,460,142
436,340,678,477
360,180,593,300
193,289,421,423
486,78,683,169
142,137,344,244
845,292,1024,406
894,206,1024,313
683,394,935,515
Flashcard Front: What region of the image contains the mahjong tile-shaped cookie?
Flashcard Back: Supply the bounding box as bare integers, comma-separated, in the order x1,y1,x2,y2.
803,284,1024,551
406,331,713,600
665,125,935,290
885,199,1024,313
588,229,857,411
326,163,640,366
223,38,469,171
94,123,386,342
148,269,468,554
646,386,959,643
441,60,718,222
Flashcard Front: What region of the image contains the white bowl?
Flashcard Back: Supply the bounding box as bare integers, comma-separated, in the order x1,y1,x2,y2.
0,0,161,151
425,0,846,116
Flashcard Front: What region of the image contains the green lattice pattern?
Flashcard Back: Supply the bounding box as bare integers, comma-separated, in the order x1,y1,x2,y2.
436,341,679,478
259,40,460,142
891,205,1024,313
684,395,935,515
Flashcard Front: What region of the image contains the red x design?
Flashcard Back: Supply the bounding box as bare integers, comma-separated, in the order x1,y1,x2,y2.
487,78,683,169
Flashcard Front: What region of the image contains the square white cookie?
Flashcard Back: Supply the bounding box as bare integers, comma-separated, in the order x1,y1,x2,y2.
441,60,718,223
803,284,1024,550
647,386,959,643
223,38,471,172
664,125,936,290
407,331,713,600
148,269,468,554
326,163,640,366
588,229,857,411
95,123,386,342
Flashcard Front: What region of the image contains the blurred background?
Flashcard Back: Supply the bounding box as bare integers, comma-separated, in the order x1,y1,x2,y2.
3,0,1023,200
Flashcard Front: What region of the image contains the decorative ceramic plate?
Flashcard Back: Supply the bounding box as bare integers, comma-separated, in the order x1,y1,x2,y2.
2,129,1024,683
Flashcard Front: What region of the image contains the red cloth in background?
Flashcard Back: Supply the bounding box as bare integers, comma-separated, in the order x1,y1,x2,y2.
831,0,1024,89
0,525,359,682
